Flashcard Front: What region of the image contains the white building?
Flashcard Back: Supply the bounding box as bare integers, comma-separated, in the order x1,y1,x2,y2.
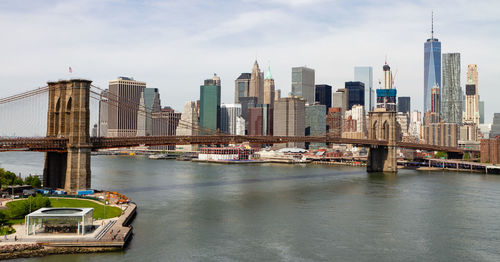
220,104,243,135
345,105,366,134
176,101,199,151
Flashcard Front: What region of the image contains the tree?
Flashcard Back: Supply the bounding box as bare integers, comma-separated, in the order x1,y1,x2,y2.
25,175,42,188
6,194,51,219
435,151,447,159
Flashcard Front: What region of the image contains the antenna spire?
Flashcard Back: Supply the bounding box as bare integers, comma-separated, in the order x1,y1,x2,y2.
431,11,434,40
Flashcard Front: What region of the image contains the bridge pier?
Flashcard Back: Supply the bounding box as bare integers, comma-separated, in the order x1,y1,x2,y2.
43,79,92,193
366,109,398,173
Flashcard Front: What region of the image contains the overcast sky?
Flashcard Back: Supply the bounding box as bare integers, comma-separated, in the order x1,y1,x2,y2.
1,0,499,133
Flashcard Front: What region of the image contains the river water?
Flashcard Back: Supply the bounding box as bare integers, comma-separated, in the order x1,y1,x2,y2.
1,152,500,261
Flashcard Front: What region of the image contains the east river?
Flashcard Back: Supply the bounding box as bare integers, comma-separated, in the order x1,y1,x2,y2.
1,152,500,261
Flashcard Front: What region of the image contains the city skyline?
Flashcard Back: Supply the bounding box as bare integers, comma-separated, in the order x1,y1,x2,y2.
0,0,499,123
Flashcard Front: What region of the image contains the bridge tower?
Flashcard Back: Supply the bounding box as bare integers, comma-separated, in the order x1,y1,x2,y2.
43,79,92,192
367,108,398,172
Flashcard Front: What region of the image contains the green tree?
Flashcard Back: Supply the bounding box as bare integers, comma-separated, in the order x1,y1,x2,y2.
6,194,51,219
25,175,42,188
435,151,447,159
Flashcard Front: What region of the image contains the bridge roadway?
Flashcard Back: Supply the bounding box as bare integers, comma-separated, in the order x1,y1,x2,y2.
0,135,475,154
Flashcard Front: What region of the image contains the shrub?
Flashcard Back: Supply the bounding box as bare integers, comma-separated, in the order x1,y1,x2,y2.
5,194,51,219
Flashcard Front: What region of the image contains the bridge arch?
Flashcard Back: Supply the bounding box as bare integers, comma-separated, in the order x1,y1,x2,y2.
66,97,72,113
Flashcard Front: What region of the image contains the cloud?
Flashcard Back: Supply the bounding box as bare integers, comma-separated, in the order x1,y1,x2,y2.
0,0,499,135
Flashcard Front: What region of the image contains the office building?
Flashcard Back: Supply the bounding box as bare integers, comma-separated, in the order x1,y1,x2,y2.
175,101,199,151
98,89,108,137
239,96,258,134
291,66,315,105
396,112,409,137
137,88,161,136
441,53,462,124
490,113,500,138
275,89,281,101
152,107,181,150
263,66,275,106
354,66,374,111
480,137,500,164
248,105,273,136
424,84,440,124
273,97,306,148
305,104,326,149
326,107,342,138
107,77,146,137
345,105,366,135
345,81,365,110
249,61,264,104
234,73,251,103
376,63,397,111
424,122,459,147
332,89,346,114
424,13,442,115
315,84,332,114
398,96,410,115
199,74,221,134
479,101,485,124
464,64,480,126
220,104,242,135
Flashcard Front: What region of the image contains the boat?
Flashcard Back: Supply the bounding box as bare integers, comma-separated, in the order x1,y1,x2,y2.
148,154,176,160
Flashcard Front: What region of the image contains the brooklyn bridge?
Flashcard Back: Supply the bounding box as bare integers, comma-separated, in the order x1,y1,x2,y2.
0,79,478,193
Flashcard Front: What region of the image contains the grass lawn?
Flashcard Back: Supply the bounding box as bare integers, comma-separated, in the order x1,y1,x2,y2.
49,198,122,220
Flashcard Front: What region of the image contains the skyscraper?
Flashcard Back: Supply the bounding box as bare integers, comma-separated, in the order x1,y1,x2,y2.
424,13,442,116
305,104,326,149
137,88,161,136
345,81,365,110
220,104,242,135
315,84,332,114
441,53,462,124
176,101,199,151
199,74,221,134
107,77,146,137
424,84,440,124
464,64,480,126
263,66,275,106
234,73,251,103
291,66,315,105
354,66,374,111
397,97,411,115
376,62,397,112
273,97,306,148
249,61,264,104
479,101,485,124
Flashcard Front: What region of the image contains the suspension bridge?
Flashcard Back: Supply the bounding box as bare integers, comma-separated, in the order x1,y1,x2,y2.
0,79,478,193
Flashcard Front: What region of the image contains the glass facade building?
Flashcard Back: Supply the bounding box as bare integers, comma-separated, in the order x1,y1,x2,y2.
315,84,332,114
354,66,374,111
398,96,411,115
200,83,221,134
305,104,326,149
345,81,365,110
292,67,315,105
424,38,441,116
234,73,251,103
441,53,462,124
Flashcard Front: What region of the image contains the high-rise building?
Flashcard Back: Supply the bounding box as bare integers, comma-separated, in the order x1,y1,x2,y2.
247,105,273,136
424,13,442,115
175,101,199,151
345,81,365,110
464,64,480,126
354,66,374,111
220,104,242,135
305,104,326,149
152,107,181,150
490,113,500,138
249,61,264,104
398,97,411,115
479,101,485,124
326,107,342,137
332,89,346,114
98,89,108,137
137,88,161,136
273,97,306,148
199,74,221,134
263,66,275,106
376,63,397,111
396,112,409,137
234,73,251,103
424,84,440,124
424,122,459,147
107,77,146,137
345,105,366,135
409,110,423,140
275,89,281,101
291,66,315,105
315,84,332,114
441,53,462,124
239,96,258,134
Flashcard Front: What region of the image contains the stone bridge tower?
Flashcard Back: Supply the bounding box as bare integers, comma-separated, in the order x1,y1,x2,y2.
367,108,398,172
43,79,92,192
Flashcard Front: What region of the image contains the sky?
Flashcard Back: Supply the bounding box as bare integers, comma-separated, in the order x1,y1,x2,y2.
1,0,499,131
